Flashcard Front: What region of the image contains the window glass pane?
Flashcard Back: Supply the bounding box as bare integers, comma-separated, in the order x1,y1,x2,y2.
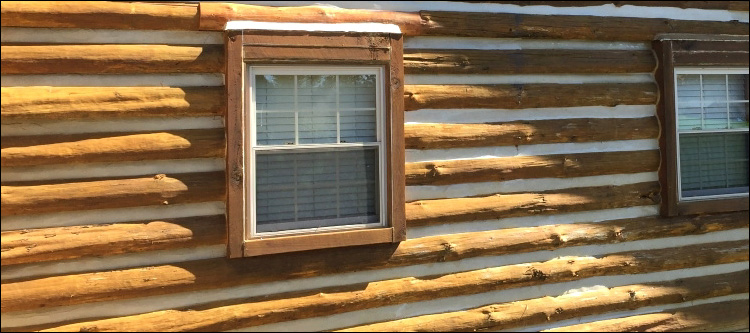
298,75,337,144
340,74,377,142
727,74,748,101
729,102,749,129
255,75,295,145
680,132,749,198
255,148,380,233
675,73,749,131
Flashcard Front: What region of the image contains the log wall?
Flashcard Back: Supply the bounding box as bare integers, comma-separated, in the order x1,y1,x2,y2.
1,1,748,332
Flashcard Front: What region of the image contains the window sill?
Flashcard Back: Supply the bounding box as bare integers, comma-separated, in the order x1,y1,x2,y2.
243,227,398,257
677,196,749,216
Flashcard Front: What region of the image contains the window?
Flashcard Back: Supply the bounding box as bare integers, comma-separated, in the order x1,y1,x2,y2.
225,23,406,257
654,35,749,216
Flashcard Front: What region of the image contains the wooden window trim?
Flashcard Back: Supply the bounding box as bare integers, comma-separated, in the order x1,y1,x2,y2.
653,34,749,217
226,29,406,258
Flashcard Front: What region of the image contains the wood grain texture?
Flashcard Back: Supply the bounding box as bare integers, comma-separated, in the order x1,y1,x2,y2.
18,242,748,330
403,83,658,111
1,86,225,121
543,299,749,332
388,33,407,242
405,117,659,150
338,270,750,332
0,44,223,74
3,211,746,313
1,172,225,217
1,129,224,167
406,150,659,185
460,1,750,11
1,215,225,266
0,1,199,30
419,11,749,41
406,182,660,226
225,31,245,259
404,49,656,74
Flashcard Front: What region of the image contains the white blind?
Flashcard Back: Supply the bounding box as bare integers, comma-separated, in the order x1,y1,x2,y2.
676,73,749,198
252,71,382,234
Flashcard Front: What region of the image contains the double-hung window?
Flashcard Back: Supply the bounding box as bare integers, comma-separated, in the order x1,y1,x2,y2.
654,34,749,216
225,23,406,257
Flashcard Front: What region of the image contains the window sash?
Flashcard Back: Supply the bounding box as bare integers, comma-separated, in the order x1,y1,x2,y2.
247,66,388,238
674,68,749,202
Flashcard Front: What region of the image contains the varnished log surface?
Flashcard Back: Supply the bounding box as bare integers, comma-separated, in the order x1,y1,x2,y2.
1,44,224,74
337,270,750,332
2,213,746,313
14,242,748,330
1,172,225,217
0,216,225,266
1,86,225,121
1,129,225,167
404,83,658,111
404,49,656,74
405,117,659,150
406,150,659,185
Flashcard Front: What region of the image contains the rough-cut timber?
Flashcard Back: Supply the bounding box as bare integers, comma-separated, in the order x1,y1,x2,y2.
2,212,746,314
0,86,225,120
406,150,659,185
1,129,225,167
419,11,750,41
0,44,224,74
18,243,748,331
405,117,659,150
544,299,749,332
337,270,750,332
198,2,424,32
1,172,225,217
0,1,199,30
406,182,659,226
0,216,225,266
404,49,656,74
403,83,657,111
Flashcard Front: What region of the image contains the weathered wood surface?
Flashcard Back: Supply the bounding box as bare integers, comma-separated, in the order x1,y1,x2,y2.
1,216,225,266
404,49,656,74
0,86,225,121
1,129,225,167
462,1,750,11
406,182,660,226
418,11,749,41
403,83,657,111
18,242,748,330
1,172,225,217
0,44,224,74
405,117,659,150
2,212,746,313
0,1,199,30
544,299,750,332
406,150,659,185
337,270,750,332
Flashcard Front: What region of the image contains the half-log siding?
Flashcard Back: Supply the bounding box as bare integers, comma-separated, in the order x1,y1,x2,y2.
1,1,748,332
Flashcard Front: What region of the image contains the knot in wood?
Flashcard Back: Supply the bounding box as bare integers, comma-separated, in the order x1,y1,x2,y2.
154,174,166,180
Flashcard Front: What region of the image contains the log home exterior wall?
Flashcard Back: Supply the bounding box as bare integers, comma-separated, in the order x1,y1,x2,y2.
1,1,748,331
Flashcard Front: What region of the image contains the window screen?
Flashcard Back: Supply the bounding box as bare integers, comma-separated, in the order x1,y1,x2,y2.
675,72,749,199
250,68,383,235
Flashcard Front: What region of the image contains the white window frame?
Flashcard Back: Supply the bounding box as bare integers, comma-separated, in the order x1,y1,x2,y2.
246,65,388,238
674,67,750,202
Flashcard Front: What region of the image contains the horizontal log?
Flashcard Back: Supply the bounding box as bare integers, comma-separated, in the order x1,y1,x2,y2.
1,172,225,217
544,299,750,332
0,44,224,74
404,49,656,74
0,215,225,266
25,242,749,331
0,86,225,121
406,150,659,185
403,83,657,111
406,182,660,226
419,11,749,41
0,1,199,30
461,2,749,11
338,270,750,332
2,211,746,313
405,117,659,150
1,129,225,167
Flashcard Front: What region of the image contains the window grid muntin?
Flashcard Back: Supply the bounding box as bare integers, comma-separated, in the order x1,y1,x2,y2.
674,68,749,202
248,66,387,238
